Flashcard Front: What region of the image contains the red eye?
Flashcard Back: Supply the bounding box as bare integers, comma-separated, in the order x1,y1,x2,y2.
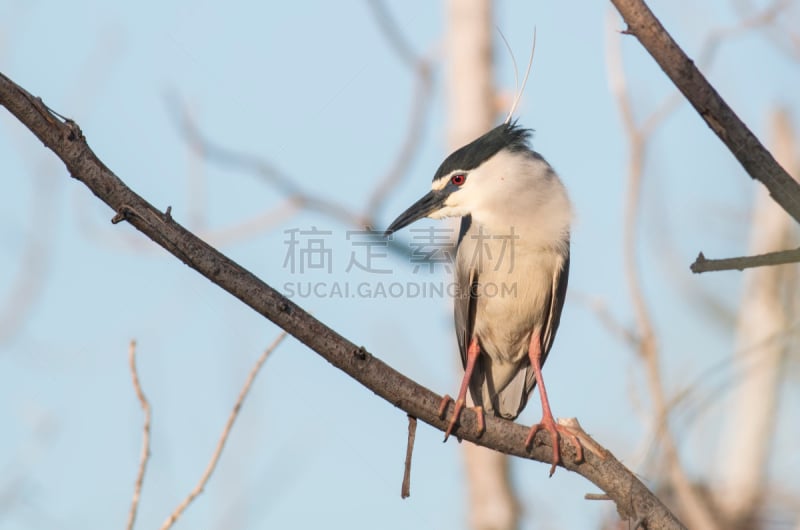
451,173,466,186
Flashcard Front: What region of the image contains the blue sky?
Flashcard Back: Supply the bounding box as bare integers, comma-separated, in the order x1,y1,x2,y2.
1,1,798,529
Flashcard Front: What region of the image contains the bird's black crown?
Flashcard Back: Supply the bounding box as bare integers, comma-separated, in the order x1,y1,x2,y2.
432,121,535,182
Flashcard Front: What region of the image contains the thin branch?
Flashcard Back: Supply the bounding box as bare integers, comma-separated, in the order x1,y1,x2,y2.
363,64,433,221
156,5,436,255
610,0,800,224
732,0,800,62
585,493,613,501
673,317,800,427
365,0,419,70
401,415,416,499
126,340,151,530
160,332,288,530
0,170,52,344
0,71,685,530
697,0,787,67
691,247,800,273
168,96,430,258
573,292,638,347
170,2,434,236
169,97,366,228
203,200,299,246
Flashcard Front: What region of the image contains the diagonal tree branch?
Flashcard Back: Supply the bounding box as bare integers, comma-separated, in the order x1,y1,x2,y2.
610,0,800,225
0,71,685,530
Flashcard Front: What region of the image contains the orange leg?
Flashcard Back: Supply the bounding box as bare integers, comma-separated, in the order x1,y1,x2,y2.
438,337,485,441
524,330,584,476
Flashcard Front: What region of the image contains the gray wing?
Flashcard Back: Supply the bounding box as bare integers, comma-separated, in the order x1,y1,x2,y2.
453,216,487,408
453,215,494,408
542,249,570,358
454,215,476,370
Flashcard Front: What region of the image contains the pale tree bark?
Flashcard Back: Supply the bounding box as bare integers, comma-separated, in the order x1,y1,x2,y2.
714,109,799,527
446,1,520,529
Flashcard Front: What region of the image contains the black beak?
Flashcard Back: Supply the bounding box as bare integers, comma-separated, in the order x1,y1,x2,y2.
384,190,447,236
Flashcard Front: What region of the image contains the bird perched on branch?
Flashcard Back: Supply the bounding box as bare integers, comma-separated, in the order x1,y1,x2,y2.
385,120,583,475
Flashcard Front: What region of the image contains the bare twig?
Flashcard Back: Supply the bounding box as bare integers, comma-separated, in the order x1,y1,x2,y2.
401,415,417,499
0,170,53,344
697,0,787,66
365,0,419,70
126,340,151,530
362,1,435,220
575,292,639,347
168,97,427,259
364,65,433,221
732,0,800,62
691,248,800,273
610,0,800,224
160,332,287,530
586,493,613,501
166,2,434,237
204,200,299,246
170,99,366,227
171,57,432,231
77,4,436,254
676,317,799,427
0,71,686,530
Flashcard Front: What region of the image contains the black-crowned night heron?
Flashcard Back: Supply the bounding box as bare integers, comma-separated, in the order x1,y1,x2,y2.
385,121,583,475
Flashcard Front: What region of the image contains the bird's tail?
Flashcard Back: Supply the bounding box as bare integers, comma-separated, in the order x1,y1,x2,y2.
469,362,533,420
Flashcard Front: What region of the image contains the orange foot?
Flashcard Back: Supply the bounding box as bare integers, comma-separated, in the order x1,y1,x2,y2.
438,394,485,442
525,415,584,476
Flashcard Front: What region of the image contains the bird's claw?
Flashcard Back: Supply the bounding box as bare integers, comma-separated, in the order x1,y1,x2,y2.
438,395,485,442
525,416,584,476
437,394,454,420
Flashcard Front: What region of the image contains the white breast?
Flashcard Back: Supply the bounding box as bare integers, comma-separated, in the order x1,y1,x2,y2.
457,226,565,388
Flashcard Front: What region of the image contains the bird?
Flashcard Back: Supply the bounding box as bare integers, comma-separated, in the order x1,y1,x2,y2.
384,121,583,475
